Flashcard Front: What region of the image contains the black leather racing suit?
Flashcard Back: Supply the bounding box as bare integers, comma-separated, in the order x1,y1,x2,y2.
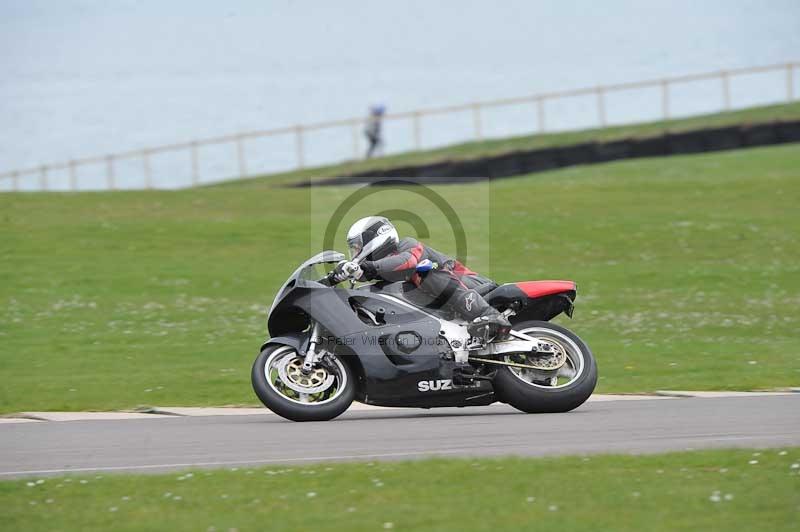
359,237,499,322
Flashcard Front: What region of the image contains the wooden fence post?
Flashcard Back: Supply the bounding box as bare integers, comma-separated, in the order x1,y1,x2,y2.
412,112,422,150
721,71,731,110
352,120,361,160
106,155,115,190
295,126,305,169
536,97,546,133
596,87,607,127
69,160,77,191
40,165,48,191
191,142,200,185
472,104,483,140
142,150,153,189
236,136,247,179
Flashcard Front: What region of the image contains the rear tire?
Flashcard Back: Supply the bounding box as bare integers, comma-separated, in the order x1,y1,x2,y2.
252,344,355,422
493,320,597,413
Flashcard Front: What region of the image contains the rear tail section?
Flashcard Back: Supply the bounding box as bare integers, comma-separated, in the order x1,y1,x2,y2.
515,280,576,298
484,280,577,322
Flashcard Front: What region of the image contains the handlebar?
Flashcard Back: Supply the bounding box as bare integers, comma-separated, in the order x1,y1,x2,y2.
318,272,336,286
320,258,437,287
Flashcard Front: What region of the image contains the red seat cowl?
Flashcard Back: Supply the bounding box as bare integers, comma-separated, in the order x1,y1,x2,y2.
515,280,576,298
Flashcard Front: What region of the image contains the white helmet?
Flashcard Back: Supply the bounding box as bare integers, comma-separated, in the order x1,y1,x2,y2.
346,216,399,261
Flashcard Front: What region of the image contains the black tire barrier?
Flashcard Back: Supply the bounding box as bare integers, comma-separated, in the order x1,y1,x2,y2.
294,119,800,187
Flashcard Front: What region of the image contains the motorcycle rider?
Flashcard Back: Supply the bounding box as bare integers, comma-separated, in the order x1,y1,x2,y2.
330,216,511,338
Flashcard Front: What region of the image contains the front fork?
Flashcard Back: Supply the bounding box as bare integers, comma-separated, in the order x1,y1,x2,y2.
301,321,323,374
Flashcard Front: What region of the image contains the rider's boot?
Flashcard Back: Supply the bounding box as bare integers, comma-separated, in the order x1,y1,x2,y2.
451,289,511,340
448,289,512,387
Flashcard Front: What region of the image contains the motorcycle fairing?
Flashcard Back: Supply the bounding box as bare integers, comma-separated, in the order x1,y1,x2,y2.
268,273,496,407
259,331,308,354
264,252,577,408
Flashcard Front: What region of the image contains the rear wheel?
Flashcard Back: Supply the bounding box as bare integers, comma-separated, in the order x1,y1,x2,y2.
251,344,355,422
492,320,597,413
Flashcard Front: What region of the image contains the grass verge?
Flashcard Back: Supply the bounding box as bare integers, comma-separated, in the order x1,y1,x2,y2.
220,101,800,187
2,448,799,531
1,144,799,412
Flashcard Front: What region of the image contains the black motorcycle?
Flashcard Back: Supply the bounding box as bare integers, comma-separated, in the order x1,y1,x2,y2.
252,251,597,421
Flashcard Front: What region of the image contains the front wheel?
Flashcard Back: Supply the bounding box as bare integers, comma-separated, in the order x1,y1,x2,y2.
251,344,355,421
492,320,597,413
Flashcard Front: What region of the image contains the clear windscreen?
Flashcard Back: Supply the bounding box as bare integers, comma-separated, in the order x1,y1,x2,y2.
270,251,345,313
296,261,331,281
293,250,345,282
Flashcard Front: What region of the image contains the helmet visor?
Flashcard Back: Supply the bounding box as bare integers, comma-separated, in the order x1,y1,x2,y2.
347,235,363,260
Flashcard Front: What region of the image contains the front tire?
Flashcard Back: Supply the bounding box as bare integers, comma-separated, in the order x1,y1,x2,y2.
493,320,597,413
252,344,355,422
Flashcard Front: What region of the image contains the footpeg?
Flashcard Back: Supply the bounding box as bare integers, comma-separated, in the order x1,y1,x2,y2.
452,364,476,386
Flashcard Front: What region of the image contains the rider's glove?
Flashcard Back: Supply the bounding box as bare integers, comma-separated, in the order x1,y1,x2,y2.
331,260,362,283
331,260,349,283
342,261,363,280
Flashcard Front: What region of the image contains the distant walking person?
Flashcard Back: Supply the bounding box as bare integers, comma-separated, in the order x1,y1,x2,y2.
364,104,385,159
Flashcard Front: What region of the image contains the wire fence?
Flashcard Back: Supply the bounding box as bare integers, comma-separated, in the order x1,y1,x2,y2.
1,61,797,192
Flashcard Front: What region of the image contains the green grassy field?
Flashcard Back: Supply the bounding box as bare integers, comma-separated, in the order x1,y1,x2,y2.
1,143,799,413
223,101,800,186
2,448,798,531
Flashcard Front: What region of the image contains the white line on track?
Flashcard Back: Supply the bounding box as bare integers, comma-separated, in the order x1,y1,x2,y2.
0,392,795,424
0,448,485,477
0,433,786,478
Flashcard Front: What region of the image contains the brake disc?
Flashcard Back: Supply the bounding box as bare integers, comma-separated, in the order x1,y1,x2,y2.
504,340,567,371
527,341,568,370
276,356,336,394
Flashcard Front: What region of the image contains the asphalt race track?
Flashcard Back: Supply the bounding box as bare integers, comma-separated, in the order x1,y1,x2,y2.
1,395,798,478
